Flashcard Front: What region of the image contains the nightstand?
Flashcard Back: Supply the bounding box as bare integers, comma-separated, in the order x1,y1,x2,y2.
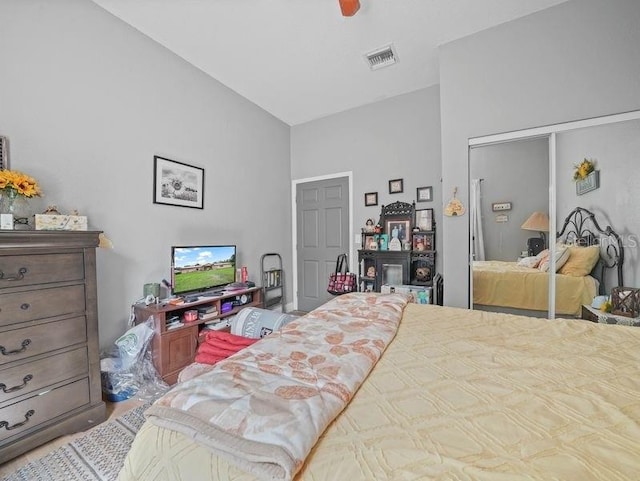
581,304,640,327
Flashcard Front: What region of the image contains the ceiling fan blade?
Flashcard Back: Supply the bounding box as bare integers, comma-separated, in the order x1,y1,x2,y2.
339,0,360,17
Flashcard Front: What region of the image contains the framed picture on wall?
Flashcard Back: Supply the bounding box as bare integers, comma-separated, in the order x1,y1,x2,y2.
416,186,433,202
153,156,205,209
389,178,404,194
364,192,378,206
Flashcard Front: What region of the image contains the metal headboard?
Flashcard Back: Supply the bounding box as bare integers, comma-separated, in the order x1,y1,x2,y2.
557,207,624,294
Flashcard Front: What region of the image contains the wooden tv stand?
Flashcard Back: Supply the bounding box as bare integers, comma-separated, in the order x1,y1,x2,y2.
133,286,263,385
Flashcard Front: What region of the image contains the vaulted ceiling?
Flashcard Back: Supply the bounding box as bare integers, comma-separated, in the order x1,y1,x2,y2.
91,0,569,126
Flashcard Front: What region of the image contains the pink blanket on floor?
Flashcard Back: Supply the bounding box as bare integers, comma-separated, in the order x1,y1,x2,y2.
145,293,409,481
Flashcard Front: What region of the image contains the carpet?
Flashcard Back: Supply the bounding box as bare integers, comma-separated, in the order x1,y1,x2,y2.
1,403,150,481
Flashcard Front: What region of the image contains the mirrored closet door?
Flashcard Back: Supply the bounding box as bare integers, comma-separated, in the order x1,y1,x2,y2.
469,109,640,320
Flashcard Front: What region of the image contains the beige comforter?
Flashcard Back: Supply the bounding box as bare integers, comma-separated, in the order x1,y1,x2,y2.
120,301,640,481
473,260,597,315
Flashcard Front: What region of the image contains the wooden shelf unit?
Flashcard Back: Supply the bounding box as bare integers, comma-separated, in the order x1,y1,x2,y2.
133,286,263,385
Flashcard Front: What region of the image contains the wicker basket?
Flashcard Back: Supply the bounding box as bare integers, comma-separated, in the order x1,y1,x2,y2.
611,287,640,318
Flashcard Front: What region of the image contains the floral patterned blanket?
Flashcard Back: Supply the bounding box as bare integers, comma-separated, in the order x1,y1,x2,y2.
145,292,408,481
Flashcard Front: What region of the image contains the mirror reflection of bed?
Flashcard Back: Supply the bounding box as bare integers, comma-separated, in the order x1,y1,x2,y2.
469,136,551,317
469,113,639,319
474,207,623,318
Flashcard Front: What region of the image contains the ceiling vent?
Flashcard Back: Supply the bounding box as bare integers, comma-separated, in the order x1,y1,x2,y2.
364,44,398,70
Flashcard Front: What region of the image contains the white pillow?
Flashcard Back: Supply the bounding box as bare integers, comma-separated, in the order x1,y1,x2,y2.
516,256,539,268
538,246,570,272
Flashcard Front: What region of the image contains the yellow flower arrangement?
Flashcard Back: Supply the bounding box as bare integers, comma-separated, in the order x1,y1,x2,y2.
0,169,42,198
573,158,596,181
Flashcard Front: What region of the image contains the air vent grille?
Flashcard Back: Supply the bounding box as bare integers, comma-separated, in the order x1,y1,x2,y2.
364,44,398,70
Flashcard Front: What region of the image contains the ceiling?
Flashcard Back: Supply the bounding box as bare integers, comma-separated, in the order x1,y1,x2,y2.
91,0,569,126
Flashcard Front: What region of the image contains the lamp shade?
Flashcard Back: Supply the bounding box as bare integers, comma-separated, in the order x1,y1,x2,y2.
521,211,549,232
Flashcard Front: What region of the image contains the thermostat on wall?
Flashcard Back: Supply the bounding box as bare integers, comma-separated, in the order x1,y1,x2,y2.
492,202,512,211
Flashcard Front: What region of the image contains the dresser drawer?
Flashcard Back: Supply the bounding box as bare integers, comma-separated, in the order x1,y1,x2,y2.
0,316,87,366
0,347,88,403
0,285,86,328
0,253,84,289
0,378,90,443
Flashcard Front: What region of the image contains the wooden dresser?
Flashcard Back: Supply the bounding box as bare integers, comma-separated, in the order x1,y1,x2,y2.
0,231,106,463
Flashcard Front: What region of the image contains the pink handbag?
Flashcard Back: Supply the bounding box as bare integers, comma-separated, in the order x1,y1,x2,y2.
327,254,357,295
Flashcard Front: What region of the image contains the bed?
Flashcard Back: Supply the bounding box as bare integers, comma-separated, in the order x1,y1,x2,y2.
473,207,624,317
119,292,640,481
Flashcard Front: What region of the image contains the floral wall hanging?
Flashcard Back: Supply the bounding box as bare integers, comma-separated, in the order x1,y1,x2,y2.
573,158,600,195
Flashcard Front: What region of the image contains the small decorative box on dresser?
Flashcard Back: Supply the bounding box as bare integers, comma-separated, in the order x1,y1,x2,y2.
0,231,106,463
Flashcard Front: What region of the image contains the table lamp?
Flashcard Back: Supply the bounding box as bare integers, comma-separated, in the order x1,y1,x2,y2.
521,211,549,256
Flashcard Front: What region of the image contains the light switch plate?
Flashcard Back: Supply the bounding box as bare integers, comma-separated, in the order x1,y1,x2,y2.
492,202,512,211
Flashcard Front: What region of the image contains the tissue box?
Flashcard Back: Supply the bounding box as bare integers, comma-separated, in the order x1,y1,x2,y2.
35,214,88,231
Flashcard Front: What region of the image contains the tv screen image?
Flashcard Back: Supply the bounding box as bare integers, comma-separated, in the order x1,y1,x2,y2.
171,245,236,296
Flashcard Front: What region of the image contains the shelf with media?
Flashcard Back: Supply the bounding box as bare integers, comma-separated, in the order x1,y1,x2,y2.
133,243,262,384
134,285,262,385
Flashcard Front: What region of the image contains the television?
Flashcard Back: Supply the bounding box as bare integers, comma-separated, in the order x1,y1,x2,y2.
171,245,236,298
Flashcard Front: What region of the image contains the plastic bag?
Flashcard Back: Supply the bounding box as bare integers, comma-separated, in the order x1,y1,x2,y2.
100,316,169,402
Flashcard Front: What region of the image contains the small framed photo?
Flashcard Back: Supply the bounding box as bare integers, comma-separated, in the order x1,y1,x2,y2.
154,156,204,209
364,235,376,250
388,178,404,194
375,233,390,251
416,186,433,202
412,232,434,251
364,192,378,206
415,208,433,231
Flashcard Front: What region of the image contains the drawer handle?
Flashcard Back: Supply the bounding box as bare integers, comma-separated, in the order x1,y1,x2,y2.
0,410,35,431
0,267,28,281
0,339,32,356
0,374,33,393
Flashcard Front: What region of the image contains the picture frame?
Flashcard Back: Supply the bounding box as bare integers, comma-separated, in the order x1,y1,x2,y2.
388,178,404,194
364,235,376,250
364,191,378,206
375,233,389,251
416,186,432,202
153,156,205,209
0,136,8,170
415,208,433,231
412,232,434,251
385,219,411,244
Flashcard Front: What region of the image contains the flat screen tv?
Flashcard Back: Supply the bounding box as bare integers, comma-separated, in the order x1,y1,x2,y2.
171,245,236,297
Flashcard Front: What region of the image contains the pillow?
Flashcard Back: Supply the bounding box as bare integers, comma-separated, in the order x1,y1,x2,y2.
538,245,570,272
558,245,600,277
517,256,540,268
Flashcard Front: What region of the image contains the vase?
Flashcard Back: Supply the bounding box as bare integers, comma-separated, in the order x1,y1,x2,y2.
0,189,32,229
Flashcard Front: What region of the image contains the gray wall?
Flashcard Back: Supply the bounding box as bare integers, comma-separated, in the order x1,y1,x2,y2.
556,119,640,288
470,138,549,261
291,86,442,272
440,0,640,307
0,0,292,349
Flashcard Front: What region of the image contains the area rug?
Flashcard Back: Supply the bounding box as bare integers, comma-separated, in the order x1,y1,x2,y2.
1,402,150,481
